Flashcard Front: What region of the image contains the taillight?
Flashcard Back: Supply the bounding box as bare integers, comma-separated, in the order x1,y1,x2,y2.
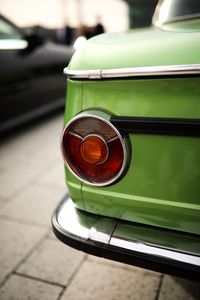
61,111,129,186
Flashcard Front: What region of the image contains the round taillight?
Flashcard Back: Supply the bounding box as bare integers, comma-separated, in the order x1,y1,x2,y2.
61,111,129,186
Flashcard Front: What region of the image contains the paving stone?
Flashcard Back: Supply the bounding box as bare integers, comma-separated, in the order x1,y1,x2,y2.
0,196,9,202
86,254,160,276
0,203,4,209
0,147,33,171
0,185,64,226
0,138,63,199
0,165,45,198
0,219,46,284
47,230,58,241
22,115,63,164
0,202,5,209
158,275,200,300
61,260,160,300
37,162,66,191
0,114,63,171
32,142,61,167
0,274,62,300
0,197,9,209
1,113,63,152
18,239,85,286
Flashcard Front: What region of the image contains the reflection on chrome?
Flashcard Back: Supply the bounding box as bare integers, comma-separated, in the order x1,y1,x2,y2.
153,0,200,26
64,64,200,80
110,237,200,267
52,195,200,271
56,196,95,240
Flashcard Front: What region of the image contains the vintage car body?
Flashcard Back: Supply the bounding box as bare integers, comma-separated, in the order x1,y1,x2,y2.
52,0,200,279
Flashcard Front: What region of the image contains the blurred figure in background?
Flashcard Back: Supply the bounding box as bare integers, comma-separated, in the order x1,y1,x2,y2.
56,25,75,45
77,16,105,40
65,25,75,45
92,16,105,36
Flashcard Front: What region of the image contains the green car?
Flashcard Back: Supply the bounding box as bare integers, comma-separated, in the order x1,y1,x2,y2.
52,0,200,280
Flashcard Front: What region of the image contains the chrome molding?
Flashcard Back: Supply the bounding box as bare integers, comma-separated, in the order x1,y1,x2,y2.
110,237,200,267
52,195,200,279
65,68,102,79
64,64,200,80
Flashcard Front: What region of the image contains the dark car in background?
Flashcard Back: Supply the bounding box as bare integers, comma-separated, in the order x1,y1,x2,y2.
0,15,74,133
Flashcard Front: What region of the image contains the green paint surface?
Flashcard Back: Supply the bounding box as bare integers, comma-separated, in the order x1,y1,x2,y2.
69,19,200,71
64,20,200,235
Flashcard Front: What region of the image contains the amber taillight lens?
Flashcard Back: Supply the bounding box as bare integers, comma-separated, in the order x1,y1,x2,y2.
61,111,129,186
80,135,108,164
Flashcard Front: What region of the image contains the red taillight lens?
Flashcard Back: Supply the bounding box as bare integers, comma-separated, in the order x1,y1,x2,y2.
61,111,129,186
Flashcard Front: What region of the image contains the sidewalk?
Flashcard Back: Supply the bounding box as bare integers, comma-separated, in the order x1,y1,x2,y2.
0,112,199,300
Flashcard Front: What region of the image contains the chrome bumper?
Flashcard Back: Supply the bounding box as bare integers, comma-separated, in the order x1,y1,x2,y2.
52,194,200,280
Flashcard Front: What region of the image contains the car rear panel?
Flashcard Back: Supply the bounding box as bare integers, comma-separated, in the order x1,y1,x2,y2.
64,77,200,235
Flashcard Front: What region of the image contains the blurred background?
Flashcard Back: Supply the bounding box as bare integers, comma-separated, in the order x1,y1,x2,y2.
1,0,158,42
0,0,158,134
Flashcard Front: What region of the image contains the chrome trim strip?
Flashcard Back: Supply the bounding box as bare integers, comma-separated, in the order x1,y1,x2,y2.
64,64,200,79
52,195,200,275
65,68,102,79
68,131,83,140
110,237,200,267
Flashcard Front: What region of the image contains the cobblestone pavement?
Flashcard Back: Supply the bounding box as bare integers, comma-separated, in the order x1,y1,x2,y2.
0,113,199,300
